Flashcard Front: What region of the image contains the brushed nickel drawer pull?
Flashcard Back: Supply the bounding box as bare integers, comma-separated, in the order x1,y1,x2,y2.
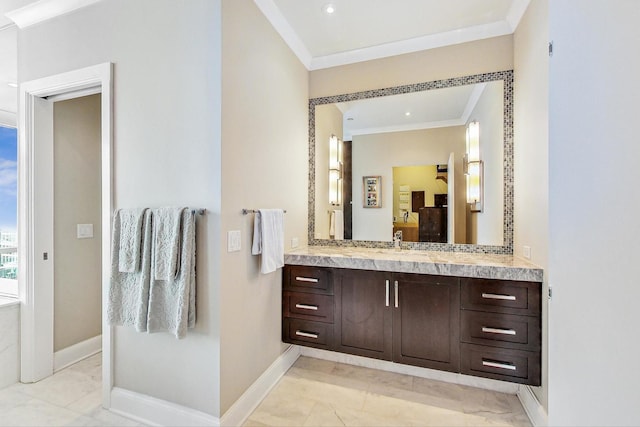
295,330,318,339
482,293,516,301
295,276,319,283
482,326,517,336
295,304,318,311
385,280,390,307
482,359,517,371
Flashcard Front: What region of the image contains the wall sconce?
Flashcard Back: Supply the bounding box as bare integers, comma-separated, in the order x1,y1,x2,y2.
329,135,343,206
465,121,483,212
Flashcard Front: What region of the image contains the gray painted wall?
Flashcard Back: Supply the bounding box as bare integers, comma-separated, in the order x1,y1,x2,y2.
20,0,222,415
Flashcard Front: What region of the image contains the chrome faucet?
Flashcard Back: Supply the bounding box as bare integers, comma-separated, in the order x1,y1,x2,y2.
394,230,403,249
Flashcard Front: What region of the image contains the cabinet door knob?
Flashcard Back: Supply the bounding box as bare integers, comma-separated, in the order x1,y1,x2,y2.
394,280,399,308
385,280,390,307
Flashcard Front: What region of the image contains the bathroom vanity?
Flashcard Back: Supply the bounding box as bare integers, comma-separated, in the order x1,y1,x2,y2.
282,247,543,386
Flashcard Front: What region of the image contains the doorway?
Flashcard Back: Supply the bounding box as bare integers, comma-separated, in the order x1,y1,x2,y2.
52,94,102,372
18,63,113,407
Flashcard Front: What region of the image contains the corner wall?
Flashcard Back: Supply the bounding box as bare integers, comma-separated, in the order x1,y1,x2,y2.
220,0,308,415
513,0,549,412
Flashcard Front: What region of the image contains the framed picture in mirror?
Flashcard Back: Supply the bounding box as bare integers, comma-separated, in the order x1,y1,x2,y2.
363,176,382,208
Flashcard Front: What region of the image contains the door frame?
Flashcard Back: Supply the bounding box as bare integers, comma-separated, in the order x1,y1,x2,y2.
18,63,113,407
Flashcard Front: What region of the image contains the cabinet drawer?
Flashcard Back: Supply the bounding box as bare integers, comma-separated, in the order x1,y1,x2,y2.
461,278,540,316
283,318,333,349
460,343,540,386
284,265,332,294
461,311,540,351
283,292,334,323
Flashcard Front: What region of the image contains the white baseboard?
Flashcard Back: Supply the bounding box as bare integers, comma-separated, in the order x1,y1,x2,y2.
300,346,520,394
108,345,300,427
517,385,548,427
220,345,301,427
110,387,220,427
53,334,102,372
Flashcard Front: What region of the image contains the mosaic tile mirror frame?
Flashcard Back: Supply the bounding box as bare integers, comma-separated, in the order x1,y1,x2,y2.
308,70,514,254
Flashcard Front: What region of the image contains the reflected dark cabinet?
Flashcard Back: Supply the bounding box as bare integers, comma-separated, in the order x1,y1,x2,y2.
419,207,447,242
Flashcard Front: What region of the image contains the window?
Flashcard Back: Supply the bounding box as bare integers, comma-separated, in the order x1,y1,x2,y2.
0,126,17,297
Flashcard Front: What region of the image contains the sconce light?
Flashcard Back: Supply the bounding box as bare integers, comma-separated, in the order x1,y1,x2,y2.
329,135,343,206
465,121,483,212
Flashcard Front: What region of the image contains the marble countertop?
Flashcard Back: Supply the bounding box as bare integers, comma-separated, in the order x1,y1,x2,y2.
285,246,543,282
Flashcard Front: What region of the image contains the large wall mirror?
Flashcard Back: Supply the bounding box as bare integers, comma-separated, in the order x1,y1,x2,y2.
308,71,513,254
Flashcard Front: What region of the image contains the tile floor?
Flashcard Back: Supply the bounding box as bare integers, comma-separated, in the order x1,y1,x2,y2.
244,356,532,427
0,353,532,426
0,353,143,426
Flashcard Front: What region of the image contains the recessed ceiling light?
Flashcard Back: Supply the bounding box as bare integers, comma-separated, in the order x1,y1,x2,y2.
7,82,17,88
405,111,411,116
323,3,336,14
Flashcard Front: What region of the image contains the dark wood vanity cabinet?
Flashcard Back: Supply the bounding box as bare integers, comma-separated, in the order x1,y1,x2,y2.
392,274,460,372
334,269,392,360
459,278,542,385
282,265,335,350
282,265,542,386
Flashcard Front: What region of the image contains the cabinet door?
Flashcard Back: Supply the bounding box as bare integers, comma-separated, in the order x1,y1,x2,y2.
334,269,392,360
393,273,460,372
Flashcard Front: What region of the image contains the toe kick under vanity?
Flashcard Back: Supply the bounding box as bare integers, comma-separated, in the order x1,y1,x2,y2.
282,247,543,386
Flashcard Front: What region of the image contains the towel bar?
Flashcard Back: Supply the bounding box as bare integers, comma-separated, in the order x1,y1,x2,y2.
242,209,287,215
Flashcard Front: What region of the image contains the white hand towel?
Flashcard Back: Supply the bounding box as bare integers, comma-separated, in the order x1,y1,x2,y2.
152,207,184,281
251,209,285,274
333,209,344,240
108,209,153,332
147,209,197,339
118,208,146,273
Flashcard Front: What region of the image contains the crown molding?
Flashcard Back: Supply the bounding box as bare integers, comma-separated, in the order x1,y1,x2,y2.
309,20,513,70
6,0,103,29
253,0,312,69
0,109,16,127
506,0,531,32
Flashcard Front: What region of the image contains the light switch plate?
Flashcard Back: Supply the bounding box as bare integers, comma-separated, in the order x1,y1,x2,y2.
227,230,241,252
77,224,94,239
291,237,299,248
523,245,531,259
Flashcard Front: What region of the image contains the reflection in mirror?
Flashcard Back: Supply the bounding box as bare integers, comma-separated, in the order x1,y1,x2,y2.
310,71,513,253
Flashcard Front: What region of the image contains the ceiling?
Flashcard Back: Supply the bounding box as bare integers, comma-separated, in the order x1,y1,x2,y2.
337,83,493,140
0,0,529,127
257,0,529,69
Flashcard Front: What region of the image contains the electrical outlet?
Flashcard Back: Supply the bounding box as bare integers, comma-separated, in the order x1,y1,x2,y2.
523,245,531,260
227,230,241,252
291,237,299,248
